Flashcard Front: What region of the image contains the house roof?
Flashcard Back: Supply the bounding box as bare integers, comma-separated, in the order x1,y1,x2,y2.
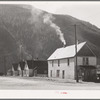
27,60,48,69
48,42,86,60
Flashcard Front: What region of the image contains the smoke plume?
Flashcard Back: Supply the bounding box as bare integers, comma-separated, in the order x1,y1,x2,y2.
43,14,66,45
29,6,43,24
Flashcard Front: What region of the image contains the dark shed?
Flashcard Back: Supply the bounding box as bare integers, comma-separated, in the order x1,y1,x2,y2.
26,60,48,74
79,65,96,82
27,60,34,69
36,61,48,74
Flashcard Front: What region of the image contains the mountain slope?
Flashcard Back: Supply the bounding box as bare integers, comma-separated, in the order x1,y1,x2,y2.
0,5,100,73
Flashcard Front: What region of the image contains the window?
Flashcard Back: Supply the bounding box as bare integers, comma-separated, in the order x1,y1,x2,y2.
56,70,60,77
83,57,89,65
86,58,89,65
62,70,65,79
83,57,85,65
50,70,52,77
52,61,54,67
67,59,70,66
58,59,60,66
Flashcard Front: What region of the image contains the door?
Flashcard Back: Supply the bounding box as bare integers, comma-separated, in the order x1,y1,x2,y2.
62,70,65,79
50,70,52,77
56,70,60,77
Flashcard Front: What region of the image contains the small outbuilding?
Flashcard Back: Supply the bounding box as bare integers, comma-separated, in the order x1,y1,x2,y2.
12,63,19,76
27,60,48,77
19,61,27,76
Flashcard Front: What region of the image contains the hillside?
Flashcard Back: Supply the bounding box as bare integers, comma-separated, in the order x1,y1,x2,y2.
0,4,100,73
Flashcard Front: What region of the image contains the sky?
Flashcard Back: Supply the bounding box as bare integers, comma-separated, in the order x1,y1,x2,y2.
30,1,100,28
1,1,100,28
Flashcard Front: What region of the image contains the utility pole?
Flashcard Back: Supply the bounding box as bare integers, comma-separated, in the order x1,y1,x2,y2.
74,24,79,82
20,44,23,61
20,44,23,77
4,56,7,76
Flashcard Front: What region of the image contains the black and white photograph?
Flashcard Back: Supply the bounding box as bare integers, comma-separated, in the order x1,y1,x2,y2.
0,1,100,97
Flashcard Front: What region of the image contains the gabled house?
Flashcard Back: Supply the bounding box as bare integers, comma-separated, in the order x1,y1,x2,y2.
12,63,19,76
27,60,34,77
47,42,97,81
11,61,28,77
19,61,29,77
10,60,48,77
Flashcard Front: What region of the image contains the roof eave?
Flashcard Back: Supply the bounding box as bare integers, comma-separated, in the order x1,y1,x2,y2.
47,56,75,61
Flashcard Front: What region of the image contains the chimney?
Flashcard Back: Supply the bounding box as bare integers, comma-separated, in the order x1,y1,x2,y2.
77,40,79,45
36,58,38,60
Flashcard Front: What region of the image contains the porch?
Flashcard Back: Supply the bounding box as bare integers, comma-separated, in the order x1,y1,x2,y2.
78,65,96,82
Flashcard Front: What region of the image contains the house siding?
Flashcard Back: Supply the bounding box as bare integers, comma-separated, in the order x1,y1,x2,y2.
48,56,96,80
48,58,75,80
77,57,96,66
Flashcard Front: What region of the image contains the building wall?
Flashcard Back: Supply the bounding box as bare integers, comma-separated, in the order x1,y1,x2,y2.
48,58,75,80
48,56,97,80
77,56,96,66
75,56,97,81
29,69,34,77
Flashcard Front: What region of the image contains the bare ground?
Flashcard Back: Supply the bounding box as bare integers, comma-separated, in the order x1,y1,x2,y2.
0,76,100,90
